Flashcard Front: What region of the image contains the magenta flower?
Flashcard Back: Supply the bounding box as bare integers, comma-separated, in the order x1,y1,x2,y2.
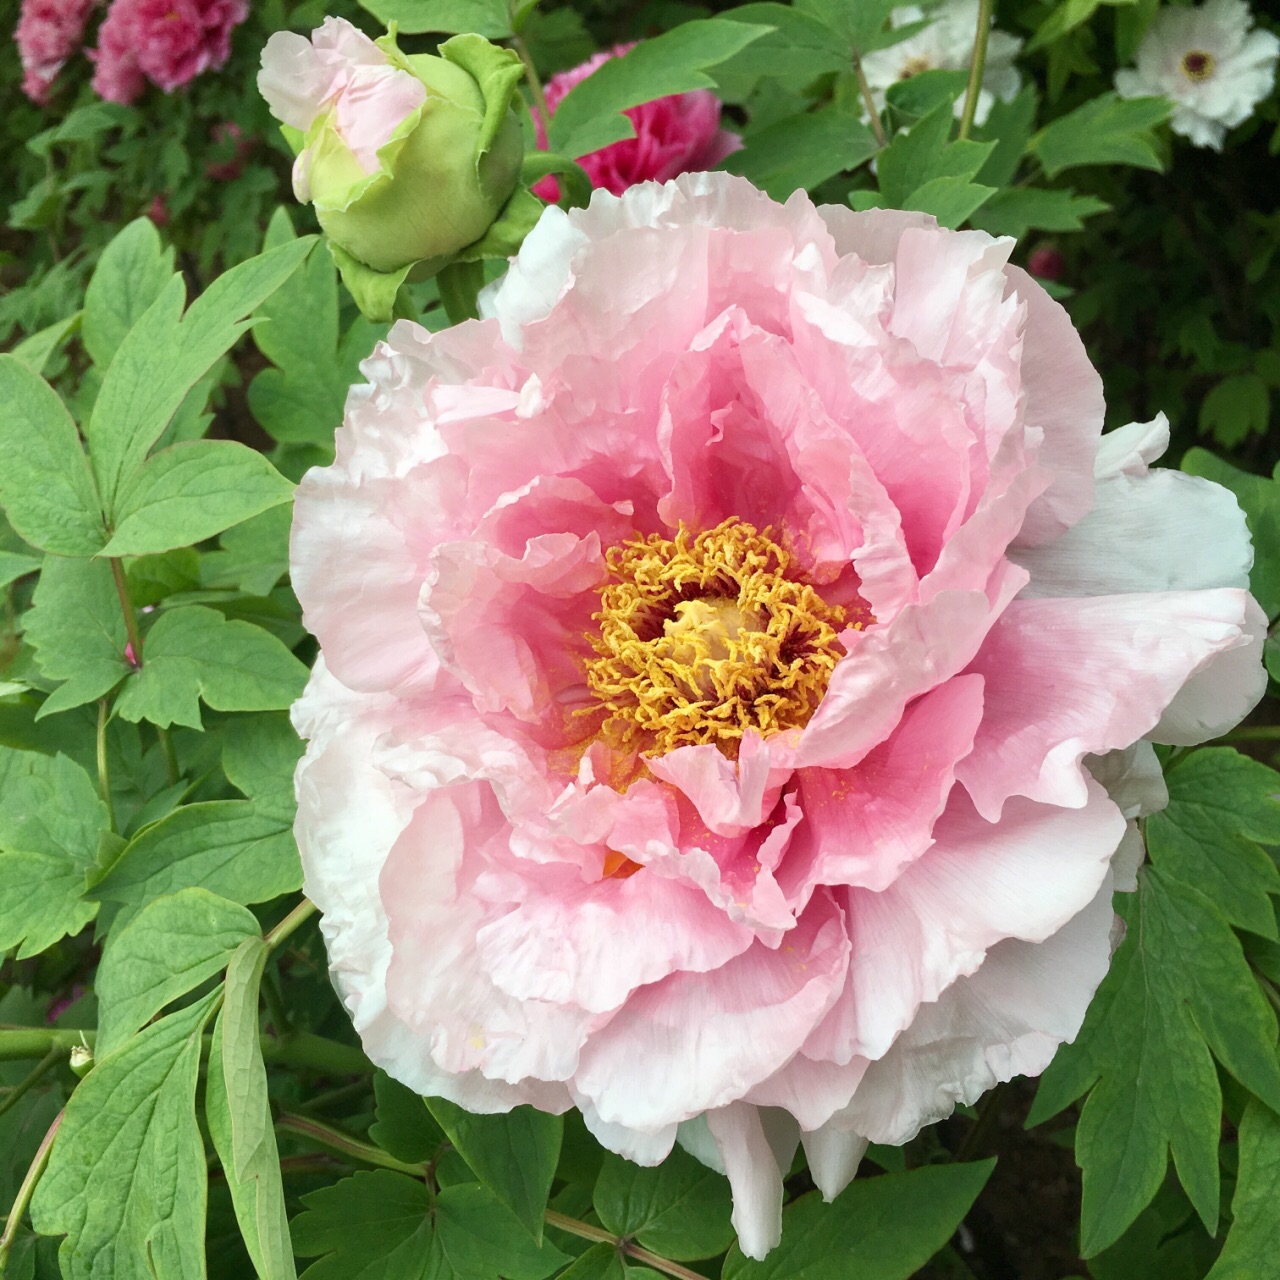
290,174,1265,1259
533,44,740,201
91,0,246,104
15,0,96,104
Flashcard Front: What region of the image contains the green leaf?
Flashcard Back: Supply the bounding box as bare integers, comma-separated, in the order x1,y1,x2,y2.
254,208,339,371
206,938,297,1280
722,1160,995,1279
724,108,876,199
1180,450,1280,619
1146,749,1280,940
0,550,40,590
91,798,301,921
102,439,294,557
593,1145,734,1261
30,992,220,1280
11,311,82,376
370,1072,445,1164
704,4,851,94
434,1182,570,1278
883,68,968,121
426,1100,563,1244
23,556,130,717
874,103,994,211
202,505,294,597
555,1244,662,1279
549,20,773,158
114,606,307,730
221,711,303,810
330,242,415,325
900,175,996,229
356,0,513,37
974,85,1039,188
795,0,899,54
96,887,259,1056
1198,373,1270,449
82,217,175,370
0,356,106,556
0,747,105,956
86,236,316,514
1030,93,1171,178
968,187,1110,239
291,1170,433,1278
1207,1101,1280,1279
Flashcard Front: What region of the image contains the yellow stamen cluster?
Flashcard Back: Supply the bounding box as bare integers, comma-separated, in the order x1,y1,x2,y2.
584,519,847,756
1181,49,1215,81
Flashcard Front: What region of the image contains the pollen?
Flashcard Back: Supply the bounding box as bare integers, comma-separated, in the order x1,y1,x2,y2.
584,518,848,756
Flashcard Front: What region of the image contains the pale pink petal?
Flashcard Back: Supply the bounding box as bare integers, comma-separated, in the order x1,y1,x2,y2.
705,1105,799,1261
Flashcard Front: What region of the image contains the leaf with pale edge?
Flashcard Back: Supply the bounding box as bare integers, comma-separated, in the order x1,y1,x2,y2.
722,1160,995,1279
206,938,297,1280
114,605,307,729
426,1098,563,1243
96,887,258,1056
593,1145,734,1261
30,992,219,1280
0,747,104,956
1029,751,1280,1256
1207,1101,1280,1279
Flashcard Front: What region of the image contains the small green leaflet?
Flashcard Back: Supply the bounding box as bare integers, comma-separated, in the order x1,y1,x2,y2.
1029,749,1280,1256
722,1160,995,1279
30,991,220,1280
206,937,296,1280
1197,373,1270,450
1207,1102,1280,1278
724,108,877,200
593,1146,734,1261
370,1072,445,1164
426,1098,563,1242
556,1246,662,1279
1030,93,1172,178
81,216,175,370
95,887,259,1056
970,187,1110,240
113,605,308,730
23,557,130,718
0,746,105,956
10,310,82,376
549,20,773,158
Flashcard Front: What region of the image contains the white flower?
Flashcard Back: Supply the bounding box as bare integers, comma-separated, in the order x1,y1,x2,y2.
861,0,1023,126
1115,0,1279,150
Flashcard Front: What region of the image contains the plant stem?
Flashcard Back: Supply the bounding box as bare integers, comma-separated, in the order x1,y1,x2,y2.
96,699,117,835
0,1108,62,1277
852,54,887,148
157,726,180,786
544,1210,710,1280
264,898,317,951
275,1110,426,1176
957,0,995,140
513,34,551,138
109,557,144,665
0,1051,61,1122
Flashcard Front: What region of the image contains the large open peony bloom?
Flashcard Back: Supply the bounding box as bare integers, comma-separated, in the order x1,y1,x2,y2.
291,173,1265,1259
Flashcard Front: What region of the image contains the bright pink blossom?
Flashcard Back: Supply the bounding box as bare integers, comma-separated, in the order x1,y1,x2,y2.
91,0,246,104
291,174,1265,1259
15,0,95,104
533,44,740,201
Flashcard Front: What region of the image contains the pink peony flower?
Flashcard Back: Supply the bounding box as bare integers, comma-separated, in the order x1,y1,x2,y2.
91,0,246,104
15,0,96,104
291,174,1265,1259
533,43,740,201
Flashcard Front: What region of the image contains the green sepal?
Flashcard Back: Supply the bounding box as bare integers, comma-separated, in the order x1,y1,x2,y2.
439,33,526,165
330,242,417,324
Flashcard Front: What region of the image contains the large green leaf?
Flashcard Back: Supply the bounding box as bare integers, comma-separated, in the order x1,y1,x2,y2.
1207,1102,1280,1279
724,108,877,199
82,217,175,370
426,1099,563,1243
31,992,220,1280
433,1182,570,1278
1030,93,1171,178
549,20,772,158
0,356,106,556
369,1072,445,1165
114,606,308,730
95,887,259,1056
356,0,512,37
722,1161,995,1279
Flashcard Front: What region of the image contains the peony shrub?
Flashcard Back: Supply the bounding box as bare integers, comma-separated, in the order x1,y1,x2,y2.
290,173,1264,1257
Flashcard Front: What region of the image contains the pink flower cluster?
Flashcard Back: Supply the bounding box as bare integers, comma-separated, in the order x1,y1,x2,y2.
534,44,740,201
15,0,95,104
91,0,246,104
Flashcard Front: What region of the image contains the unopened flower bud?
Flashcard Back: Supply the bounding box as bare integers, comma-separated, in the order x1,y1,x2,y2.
69,1042,93,1077
257,16,523,276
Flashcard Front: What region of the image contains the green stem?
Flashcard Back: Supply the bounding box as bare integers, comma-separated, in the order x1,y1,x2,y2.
275,1111,426,1176
957,0,995,140
0,1108,62,1277
851,54,887,148
544,1210,709,1280
109,557,144,665
156,726,180,786
261,970,292,1038
0,1051,60,1122
264,898,317,951
96,699,117,835
0,1027,368,1075
513,34,551,138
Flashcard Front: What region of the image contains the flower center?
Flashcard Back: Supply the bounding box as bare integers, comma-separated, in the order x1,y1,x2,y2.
1181,49,1215,81
584,518,848,756
898,55,934,80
